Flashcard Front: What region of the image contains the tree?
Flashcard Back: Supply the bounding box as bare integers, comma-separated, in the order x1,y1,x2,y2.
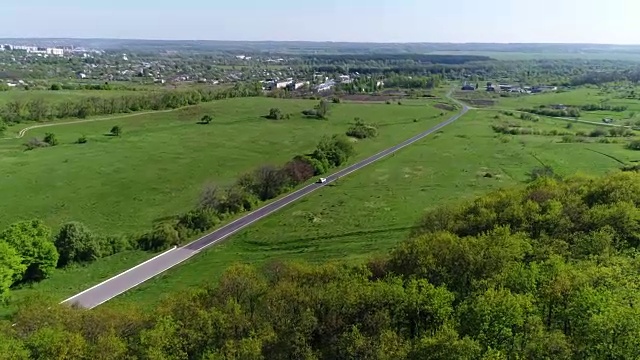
54,222,101,267
110,125,122,137
76,135,88,144
266,108,283,120
315,99,329,119
283,158,315,184
0,220,58,282
0,242,26,303
201,114,213,124
250,165,290,201
50,83,62,91
43,133,58,146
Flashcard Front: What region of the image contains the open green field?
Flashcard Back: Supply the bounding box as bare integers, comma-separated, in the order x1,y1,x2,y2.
458,86,640,125
0,96,455,316
6,85,640,316
0,97,452,235
96,108,639,308
0,89,151,105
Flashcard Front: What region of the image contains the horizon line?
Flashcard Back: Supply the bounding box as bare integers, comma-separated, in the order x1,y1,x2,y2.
1,37,640,47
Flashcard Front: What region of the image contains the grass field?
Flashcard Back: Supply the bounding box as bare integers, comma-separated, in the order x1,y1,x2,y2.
0,89,151,105
0,97,452,235
0,96,455,316
93,108,638,308
6,85,640,315
457,87,640,126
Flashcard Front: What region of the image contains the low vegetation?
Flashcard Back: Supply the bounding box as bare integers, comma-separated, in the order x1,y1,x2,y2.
4,172,640,358
346,118,378,139
0,84,261,124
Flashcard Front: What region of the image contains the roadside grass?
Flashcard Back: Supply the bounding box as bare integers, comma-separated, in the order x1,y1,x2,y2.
103,109,638,308
0,96,455,316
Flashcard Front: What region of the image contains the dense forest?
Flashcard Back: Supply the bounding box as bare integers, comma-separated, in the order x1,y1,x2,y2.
3,171,640,359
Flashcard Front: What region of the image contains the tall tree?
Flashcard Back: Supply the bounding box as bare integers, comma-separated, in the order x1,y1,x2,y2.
0,220,58,282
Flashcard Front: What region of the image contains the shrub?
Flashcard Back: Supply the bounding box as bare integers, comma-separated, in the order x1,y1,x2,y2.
24,138,49,150
110,125,122,136
346,118,379,139
332,97,341,104
50,83,62,91
266,108,283,120
137,223,181,251
627,140,640,150
76,135,88,144
43,133,58,146
589,128,608,137
178,208,219,232
528,166,559,182
200,114,213,124
54,222,101,267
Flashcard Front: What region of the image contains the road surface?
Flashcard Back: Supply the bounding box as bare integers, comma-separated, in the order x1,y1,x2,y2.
62,102,470,309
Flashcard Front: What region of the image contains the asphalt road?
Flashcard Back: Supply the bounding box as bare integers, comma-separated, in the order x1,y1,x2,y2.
62,102,470,309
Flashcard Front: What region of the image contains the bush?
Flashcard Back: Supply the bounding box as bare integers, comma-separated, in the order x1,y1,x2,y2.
110,125,122,137
200,114,213,124
332,97,341,104
266,108,284,120
76,135,88,144
54,222,101,267
528,166,559,182
50,83,62,91
589,128,608,137
137,223,181,251
23,138,49,151
43,133,58,146
627,140,640,150
178,208,219,232
303,100,330,119
346,118,379,139
98,234,132,257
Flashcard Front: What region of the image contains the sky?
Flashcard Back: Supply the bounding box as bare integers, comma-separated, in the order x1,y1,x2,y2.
3,0,639,44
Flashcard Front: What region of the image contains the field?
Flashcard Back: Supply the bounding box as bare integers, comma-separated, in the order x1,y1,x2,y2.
0,89,151,105
6,85,640,315
0,96,455,315
97,107,639,307
0,97,452,234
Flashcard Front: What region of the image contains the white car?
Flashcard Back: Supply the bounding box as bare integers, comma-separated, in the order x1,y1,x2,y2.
318,177,327,184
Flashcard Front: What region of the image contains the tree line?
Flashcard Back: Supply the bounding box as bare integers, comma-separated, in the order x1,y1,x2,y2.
141,133,356,251
3,171,640,358
0,83,262,130
0,220,131,302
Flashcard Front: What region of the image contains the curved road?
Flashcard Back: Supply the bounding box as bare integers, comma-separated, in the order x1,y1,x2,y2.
62,100,470,309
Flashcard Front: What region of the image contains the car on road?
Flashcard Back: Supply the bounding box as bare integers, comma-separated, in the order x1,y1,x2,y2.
318,177,327,183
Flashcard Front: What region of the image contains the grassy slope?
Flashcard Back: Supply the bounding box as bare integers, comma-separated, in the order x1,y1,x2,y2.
105,108,637,308
0,96,454,314
0,89,149,105
0,97,452,234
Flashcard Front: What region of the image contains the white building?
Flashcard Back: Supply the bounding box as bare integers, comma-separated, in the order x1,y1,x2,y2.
46,48,64,56
276,80,292,89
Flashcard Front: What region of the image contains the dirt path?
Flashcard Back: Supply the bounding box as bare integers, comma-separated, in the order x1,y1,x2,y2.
7,108,181,139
